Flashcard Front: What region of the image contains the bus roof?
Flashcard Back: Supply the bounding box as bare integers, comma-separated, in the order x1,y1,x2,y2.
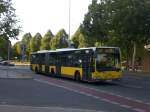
79,46,119,50
31,50,56,54
98,46,120,49
31,46,120,54
56,48,76,52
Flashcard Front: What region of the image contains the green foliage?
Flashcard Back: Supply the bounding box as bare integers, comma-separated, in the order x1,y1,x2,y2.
15,42,21,55
80,0,150,69
0,37,9,59
108,0,150,68
22,33,32,44
110,0,150,44
79,33,95,48
81,0,150,46
30,33,42,52
41,30,53,50
12,41,21,60
50,29,68,49
72,27,95,48
81,0,109,45
0,0,20,39
78,34,88,48
71,27,80,48
21,33,32,60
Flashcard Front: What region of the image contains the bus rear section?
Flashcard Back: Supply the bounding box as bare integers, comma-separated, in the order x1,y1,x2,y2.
30,51,47,74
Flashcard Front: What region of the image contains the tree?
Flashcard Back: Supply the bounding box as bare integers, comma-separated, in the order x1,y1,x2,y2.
40,30,53,50
30,33,42,52
0,37,9,59
80,0,150,70
22,33,32,44
80,0,109,46
12,41,21,60
21,33,32,60
50,29,68,49
109,0,150,70
71,27,80,48
0,0,20,39
78,33,89,48
72,27,95,48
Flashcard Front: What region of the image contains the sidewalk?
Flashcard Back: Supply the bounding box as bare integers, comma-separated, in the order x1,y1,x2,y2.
0,66,33,79
123,70,150,77
0,105,103,112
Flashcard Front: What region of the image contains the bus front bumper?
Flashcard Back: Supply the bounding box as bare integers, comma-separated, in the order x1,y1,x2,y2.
91,71,122,82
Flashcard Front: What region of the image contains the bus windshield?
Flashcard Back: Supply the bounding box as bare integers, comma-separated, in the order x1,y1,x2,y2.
96,49,120,71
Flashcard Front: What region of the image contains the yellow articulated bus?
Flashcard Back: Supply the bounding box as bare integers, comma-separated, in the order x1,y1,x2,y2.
30,47,122,82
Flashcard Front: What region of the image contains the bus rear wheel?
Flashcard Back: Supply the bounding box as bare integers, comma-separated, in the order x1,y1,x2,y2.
75,72,81,81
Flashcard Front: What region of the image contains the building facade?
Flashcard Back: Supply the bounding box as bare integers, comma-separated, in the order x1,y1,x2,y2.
143,45,150,72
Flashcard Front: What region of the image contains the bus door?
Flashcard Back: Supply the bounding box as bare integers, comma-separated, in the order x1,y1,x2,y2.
82,55,91,81
39,64,42,73
38,54,42,73
45,53,49,75
56,56,61,77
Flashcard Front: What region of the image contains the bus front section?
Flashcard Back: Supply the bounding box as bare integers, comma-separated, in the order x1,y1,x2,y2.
91,48,122,81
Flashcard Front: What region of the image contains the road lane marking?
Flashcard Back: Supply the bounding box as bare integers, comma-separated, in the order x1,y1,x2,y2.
35,79,130,111
119,105,131,109
49,77,148,105
34,78,150,112
37,76,150,105
35,79,102,100
134,100,145,103
133,108,146,112
108,101,120,105
35,75,150,112
0,105,105,112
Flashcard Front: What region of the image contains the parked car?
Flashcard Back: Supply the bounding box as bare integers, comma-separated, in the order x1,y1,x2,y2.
0,61,15,66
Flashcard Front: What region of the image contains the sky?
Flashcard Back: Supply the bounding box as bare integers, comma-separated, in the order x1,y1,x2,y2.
11,0,92,44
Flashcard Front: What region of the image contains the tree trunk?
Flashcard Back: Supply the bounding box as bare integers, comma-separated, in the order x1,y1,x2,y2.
126,45,130,70
126,53,129,70
132,42,136,71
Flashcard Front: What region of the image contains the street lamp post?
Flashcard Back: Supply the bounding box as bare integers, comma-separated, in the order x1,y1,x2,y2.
69,0,71,39
7,40,10,62
21,42,26,62
68,0,75,48
7,39,11,77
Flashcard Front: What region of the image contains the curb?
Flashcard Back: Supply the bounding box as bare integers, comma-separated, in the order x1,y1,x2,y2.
123,71,150,76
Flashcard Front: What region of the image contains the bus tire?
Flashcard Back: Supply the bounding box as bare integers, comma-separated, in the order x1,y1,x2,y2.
75,72,81,81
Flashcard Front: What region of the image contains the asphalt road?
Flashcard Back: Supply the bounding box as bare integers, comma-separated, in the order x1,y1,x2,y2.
0,65,150,112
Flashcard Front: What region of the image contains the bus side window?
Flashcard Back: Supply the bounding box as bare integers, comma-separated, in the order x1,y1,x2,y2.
49,54,56,65
72,54,82,67
61,56,67,66
67,55,73,66
90,57,95,72
72,58,80,67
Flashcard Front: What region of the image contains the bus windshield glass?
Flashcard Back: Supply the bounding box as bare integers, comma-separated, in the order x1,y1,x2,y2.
96,48,120,71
